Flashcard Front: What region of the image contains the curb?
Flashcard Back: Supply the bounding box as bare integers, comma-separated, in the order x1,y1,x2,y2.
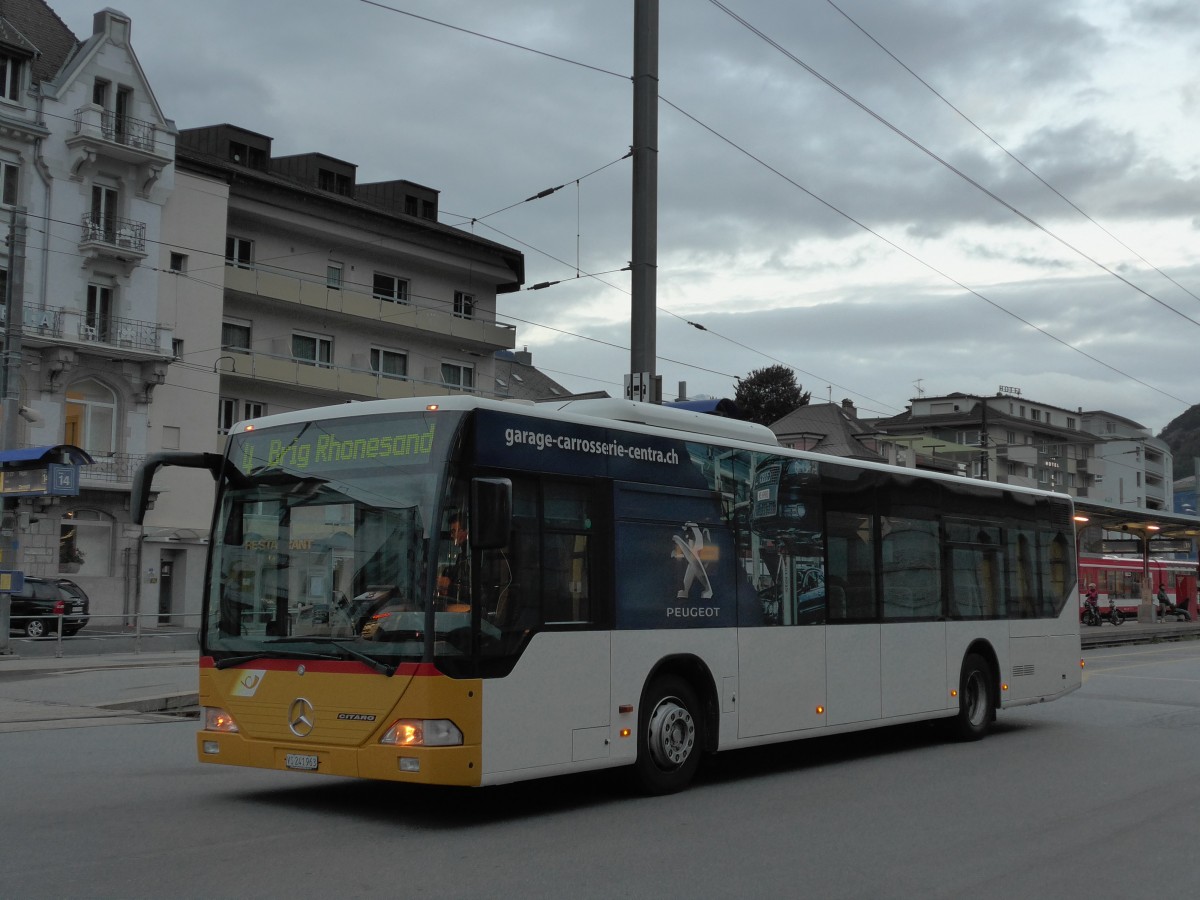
95,692,199,714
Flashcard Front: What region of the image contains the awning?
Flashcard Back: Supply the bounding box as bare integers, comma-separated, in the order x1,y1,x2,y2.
0,444,94,466
1072,498,1200,542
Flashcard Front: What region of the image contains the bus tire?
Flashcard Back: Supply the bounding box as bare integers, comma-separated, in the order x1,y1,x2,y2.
951,653,993,742
635,675,701,794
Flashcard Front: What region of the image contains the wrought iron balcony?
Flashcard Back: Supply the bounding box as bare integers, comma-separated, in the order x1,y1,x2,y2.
16,305,168,356
80,212,146,253
100,111,157,153
80,452,147,485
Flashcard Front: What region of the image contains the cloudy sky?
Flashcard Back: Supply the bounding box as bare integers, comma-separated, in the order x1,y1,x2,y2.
51,0,1200,431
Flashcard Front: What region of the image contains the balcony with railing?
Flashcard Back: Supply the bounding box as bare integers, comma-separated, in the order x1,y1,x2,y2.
10,304,169,359
80,452,146,487
79,212,147,261
67,105,172,172
218,349,480,401
223,264,518,352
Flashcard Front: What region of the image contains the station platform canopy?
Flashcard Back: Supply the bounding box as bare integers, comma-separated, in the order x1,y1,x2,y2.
1072,498,1200,546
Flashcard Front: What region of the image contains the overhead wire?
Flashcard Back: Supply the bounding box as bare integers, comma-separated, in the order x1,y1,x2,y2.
821,0,1200,309
705,0,1200,331
356,0,1196,412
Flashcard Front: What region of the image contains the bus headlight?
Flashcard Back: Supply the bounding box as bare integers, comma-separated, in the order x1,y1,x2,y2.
203,707,239,733
380,719,463,747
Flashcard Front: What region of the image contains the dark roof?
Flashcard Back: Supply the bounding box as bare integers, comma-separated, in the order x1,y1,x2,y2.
0,0,79,83
175,134,525,292
493,351,570,401
770,403,885,461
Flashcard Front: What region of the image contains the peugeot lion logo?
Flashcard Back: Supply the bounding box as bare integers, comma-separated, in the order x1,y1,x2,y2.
288,698,315,737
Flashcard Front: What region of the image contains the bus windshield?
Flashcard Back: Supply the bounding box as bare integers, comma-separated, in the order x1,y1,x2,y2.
205,410,463,666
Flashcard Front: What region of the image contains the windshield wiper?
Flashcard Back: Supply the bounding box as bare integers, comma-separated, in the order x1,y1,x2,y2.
326,640,397,676
214,649,343,669
223,637,397,676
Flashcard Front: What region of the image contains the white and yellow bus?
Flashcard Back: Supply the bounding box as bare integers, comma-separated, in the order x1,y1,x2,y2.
135,395,1082,793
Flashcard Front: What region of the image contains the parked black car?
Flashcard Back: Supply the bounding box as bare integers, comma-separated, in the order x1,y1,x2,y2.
8,576,90,638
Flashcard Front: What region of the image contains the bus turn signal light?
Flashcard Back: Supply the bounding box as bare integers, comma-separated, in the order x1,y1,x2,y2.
203,707,238,733
380,719,463,747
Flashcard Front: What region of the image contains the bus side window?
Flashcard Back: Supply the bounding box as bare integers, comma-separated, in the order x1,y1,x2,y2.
1008,529,1038,618
825,510,876,620
880,516,941,619
542,482,593,625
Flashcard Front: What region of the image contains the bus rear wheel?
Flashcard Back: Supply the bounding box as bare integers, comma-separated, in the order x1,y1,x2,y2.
951,653,993,741
635,675,701,794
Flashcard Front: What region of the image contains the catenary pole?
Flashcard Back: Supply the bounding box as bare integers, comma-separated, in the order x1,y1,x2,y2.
630,0,659,402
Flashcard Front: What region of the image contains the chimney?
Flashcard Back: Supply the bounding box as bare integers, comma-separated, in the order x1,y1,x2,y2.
514,346,532,366
841,398,857,419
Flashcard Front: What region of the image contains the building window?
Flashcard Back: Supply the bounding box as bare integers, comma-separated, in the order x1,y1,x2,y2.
172,339,184,359
169,252,187,273
85,284,112,341
162,426,181,450
318,169,352,196
93,78,109,107
221,318,251,352
404,195,418,216
453,291,474,319
89,185,119,242
370,347,407,379
114,86,132,141
60,510,112,577
1031,409,1041,422
225,236,253,269
292,332,332,367
64,379,117,455
0,53,23,102
219,399,265,434
1067,417,1077,430
1,162,17,206
441,362,474,390
327,263,343,288
373,273,408,304
421,199,436,220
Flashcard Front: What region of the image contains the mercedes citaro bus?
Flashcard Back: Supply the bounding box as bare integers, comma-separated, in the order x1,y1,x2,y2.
134,396,1081,793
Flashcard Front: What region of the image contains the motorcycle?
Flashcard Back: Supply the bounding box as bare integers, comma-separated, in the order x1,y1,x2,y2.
1105,597,1124,626
1082,596,1123,626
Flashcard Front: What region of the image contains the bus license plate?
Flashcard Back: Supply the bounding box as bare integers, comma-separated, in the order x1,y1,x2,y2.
285,752,318,771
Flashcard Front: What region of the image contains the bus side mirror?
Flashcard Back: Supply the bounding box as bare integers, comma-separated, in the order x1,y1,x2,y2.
472,477,512,549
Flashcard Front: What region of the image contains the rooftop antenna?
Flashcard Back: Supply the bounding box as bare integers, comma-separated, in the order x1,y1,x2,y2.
913,378,925,398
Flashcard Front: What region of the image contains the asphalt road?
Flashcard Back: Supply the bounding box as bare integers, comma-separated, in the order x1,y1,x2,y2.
1,641,1198,899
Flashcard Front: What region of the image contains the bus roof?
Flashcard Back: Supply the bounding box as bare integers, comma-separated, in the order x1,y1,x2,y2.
227,395,1073,504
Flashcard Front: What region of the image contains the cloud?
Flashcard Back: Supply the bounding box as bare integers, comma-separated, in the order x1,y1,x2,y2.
47,0,1200,434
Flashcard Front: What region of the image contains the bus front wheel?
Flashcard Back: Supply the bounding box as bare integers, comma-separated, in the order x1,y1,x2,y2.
635,675,701,794
951,653,994,741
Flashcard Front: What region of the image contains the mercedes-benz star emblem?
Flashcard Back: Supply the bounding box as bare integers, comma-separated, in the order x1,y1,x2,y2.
288,698,315,737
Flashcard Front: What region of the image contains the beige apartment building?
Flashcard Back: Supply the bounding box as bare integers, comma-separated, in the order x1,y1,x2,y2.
134,124,526,620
